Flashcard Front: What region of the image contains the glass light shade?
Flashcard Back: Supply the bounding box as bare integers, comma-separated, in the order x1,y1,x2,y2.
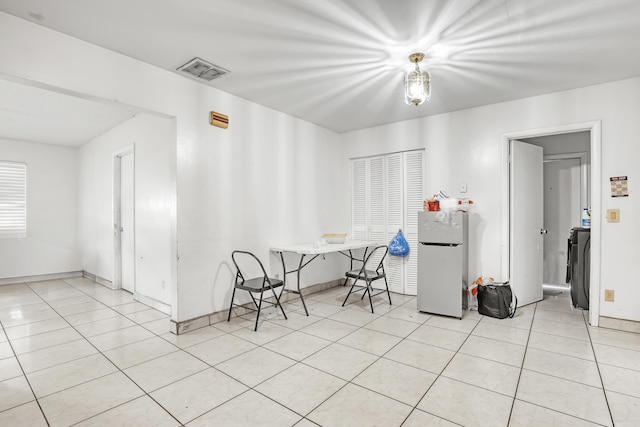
404,63,431,106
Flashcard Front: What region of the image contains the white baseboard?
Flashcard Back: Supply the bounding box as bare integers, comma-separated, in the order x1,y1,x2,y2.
135,292,171,316
82,271,115,290
0,271,83,286
599,316,640,335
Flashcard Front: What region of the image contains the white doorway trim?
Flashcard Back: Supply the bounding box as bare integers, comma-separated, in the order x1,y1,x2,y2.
113,145,135,291
501,121,601,326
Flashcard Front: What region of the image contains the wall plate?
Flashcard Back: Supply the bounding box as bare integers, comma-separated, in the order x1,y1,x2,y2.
607,209,620,223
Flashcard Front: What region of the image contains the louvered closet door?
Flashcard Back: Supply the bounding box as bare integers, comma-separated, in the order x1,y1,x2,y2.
351,159,368,241
350,150,425,295
403,151,424,295
385,153,404,293
351,157,384,268
367,157,386,288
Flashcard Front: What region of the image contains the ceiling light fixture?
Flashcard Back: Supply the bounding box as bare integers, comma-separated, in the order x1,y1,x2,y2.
404,53,431,106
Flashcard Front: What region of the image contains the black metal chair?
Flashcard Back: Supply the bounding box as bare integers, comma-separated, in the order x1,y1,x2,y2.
228,251,287,331
341,245,392,313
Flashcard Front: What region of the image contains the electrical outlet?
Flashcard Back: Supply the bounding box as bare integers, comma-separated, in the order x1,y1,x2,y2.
604,289,615,302
274,273,280,279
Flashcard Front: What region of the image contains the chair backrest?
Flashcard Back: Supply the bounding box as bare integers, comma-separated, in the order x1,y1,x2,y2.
231,251,270,284
362,245,388,276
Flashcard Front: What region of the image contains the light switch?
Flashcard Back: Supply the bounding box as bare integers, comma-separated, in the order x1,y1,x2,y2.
607,209,620,223
460,183,468,193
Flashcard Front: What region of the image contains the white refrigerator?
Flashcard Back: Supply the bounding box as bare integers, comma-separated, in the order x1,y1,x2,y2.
417,211,468,318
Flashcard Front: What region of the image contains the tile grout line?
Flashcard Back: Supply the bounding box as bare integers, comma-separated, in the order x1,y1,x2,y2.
586,311,616,426
5,282,629,426
0,317,51,426
273,304,400,424
227,295,423,425
136,299,434,426
54,280,191,426
311,297,488,425
186,296,377,424
505,301,537,426
0,282,357,424
272,294,468,426
510,301,611,426
0,279,92,426
148,296,388,424
399,313,489,426
8,279,185,426
0,284,538,426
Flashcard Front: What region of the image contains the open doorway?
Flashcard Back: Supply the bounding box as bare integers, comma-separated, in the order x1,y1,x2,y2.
501,121,602,326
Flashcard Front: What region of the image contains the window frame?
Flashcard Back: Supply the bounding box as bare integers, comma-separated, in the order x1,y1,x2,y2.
0,160,27,239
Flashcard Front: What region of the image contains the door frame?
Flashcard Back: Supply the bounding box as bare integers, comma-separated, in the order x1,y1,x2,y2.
542,154,585,286
501,121,601,326
113,145,135,291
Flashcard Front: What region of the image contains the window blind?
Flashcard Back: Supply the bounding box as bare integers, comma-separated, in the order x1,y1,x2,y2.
0,161,27,238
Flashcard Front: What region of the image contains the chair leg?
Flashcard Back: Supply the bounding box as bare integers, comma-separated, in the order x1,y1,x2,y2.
366,282,374,313
342,278,358,307
254,290,264,331
341,276,349,287
249,293,260,310
270,286,288,320
227,287,237,322
384,276,392,305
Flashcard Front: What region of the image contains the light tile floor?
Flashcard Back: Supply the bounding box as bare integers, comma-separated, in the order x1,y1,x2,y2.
1,277,639,426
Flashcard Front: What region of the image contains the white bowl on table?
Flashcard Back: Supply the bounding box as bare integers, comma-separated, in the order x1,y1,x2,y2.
322,233,347,244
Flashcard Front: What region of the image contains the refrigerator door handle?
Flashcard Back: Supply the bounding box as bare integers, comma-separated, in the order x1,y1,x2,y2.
420,242,460,247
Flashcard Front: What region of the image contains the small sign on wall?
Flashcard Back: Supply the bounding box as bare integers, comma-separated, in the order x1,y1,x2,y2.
610,176,629,197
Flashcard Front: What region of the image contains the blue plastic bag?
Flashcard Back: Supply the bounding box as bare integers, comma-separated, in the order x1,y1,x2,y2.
389,229,410,257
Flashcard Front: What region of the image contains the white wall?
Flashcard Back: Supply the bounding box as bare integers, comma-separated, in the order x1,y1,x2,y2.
175,91,345,320
0,138,79,278
78,114,176,306
341,77,640,322
0,13,345,321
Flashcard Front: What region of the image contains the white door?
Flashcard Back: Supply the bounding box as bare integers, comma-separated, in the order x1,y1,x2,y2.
386,153,404,293
120,153,135,293
384,151,423,295
402,151,424,296
510,140,544,306
543,157,581,285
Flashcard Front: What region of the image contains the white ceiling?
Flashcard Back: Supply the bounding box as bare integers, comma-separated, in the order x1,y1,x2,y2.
0,79,136,146
2,0,640,134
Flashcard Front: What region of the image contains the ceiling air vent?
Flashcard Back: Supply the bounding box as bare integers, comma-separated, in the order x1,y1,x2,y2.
176,57,230,81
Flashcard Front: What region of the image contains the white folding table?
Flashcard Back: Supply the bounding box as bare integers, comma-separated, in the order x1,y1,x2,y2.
270,240,379,315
